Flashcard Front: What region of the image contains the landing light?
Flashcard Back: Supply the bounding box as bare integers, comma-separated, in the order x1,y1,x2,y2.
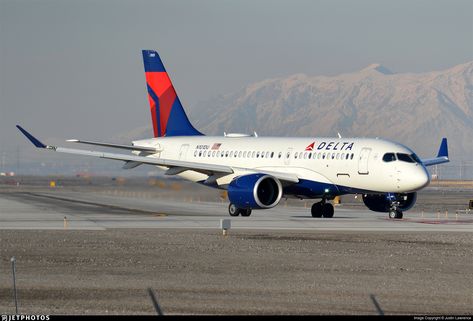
324,188,330,193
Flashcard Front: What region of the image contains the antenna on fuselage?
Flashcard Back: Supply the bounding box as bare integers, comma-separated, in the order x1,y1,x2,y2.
337,132,342,139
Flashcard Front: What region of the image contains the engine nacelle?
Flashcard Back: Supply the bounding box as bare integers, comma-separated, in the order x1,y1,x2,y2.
362,192,417,213
228,174,282,209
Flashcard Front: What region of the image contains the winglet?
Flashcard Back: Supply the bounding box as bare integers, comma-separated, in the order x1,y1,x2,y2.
16,125,47,148
436,138,448,158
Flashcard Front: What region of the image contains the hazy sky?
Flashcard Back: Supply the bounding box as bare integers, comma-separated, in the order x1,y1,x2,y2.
1,0,472,152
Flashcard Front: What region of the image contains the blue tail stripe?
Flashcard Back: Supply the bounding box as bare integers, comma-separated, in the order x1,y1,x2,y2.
147,84,161,136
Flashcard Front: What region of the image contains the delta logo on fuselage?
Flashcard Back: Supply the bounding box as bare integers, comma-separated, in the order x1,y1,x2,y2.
309,141,354,151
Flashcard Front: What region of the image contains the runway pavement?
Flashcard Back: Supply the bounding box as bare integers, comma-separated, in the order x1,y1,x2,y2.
1,183,472,315
0,188,472,232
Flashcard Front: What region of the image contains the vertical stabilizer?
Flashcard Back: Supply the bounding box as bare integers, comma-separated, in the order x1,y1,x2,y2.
142,50,203,137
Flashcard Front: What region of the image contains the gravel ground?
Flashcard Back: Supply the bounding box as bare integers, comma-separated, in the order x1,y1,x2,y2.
0,229,472,315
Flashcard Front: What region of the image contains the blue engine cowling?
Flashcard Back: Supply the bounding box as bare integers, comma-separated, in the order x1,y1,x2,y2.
362,192,417,212
228,174,283,209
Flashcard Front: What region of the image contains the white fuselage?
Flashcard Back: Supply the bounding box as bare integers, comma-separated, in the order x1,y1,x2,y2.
133,135,430,197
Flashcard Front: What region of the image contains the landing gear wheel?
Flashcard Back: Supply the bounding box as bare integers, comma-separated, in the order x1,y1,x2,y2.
241,208,252,217
228,203,240,217
395,209,403,219
322,203,334,218
311,203,323,218
389,209,403,219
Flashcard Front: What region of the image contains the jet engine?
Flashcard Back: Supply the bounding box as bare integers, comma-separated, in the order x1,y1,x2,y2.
228,174,282,209
362,192,417,213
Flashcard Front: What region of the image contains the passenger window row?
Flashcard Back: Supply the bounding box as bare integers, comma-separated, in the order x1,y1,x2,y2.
193,150,356,161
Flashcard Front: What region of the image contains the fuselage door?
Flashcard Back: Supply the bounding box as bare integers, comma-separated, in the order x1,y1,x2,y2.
358,147,371,175
179,144,189,161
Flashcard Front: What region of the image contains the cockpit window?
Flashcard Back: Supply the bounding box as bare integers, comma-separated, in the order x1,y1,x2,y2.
397,153,415,163
410,153,421,163
382,153,396,162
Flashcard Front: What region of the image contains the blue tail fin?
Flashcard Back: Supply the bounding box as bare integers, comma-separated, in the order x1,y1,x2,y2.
142,50,203,137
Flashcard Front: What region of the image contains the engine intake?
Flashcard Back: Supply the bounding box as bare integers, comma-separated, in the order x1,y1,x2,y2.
362,192,417,212
228,174,282,209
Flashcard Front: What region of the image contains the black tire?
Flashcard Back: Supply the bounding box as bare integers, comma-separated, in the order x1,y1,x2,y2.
322,203,334,218
388,210,397,219
228,203,240,217
395,210,403,219
241,208,252,217
311,203,323,218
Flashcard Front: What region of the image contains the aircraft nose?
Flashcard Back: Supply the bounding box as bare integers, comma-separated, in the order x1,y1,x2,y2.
410,166,430,190
417,166,430,189
399,165,430,191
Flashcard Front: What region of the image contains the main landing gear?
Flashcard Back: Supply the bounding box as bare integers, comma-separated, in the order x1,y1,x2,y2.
311,200,334,218
228,203,252,217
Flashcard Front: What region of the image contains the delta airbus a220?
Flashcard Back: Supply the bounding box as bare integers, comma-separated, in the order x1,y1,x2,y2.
17,50,450,219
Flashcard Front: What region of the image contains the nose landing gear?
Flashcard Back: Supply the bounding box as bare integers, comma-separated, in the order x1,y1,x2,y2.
387,194,403,219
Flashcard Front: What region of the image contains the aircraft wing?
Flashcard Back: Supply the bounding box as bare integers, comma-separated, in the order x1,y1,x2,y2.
17,126,299,183
66,139,159,152
421,138,449,167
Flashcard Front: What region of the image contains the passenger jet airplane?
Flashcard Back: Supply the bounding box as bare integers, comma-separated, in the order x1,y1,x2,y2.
17,50,450,219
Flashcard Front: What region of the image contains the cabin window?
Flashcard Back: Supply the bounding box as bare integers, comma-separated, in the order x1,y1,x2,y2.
322,153,326,159
336,153,340,160
271,152,274,158
332,153,335,160
203,151,206,157
294,153,298,159
278,152,282,158
261,152,265,158
243,151,247,158
266,151,270,158
350,153,354,160
286,152,291,158
194,151,197,157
